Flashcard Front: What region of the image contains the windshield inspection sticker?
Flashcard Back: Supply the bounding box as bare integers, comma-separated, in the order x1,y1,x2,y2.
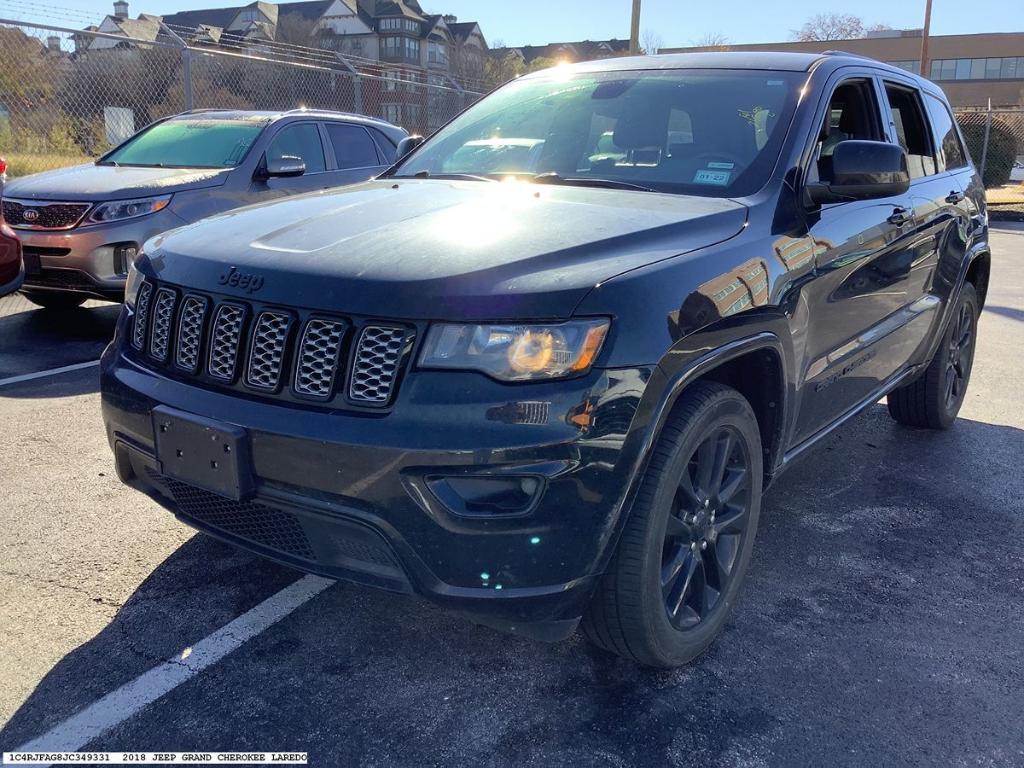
707,161,735,169
693,169,731,186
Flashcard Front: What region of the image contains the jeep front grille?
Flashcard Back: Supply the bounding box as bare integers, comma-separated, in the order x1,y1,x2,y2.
246,311,292,391
175,295,208,372
294,318,347,398
131,282,154,351
350,326,410,404
148,287,177,362
129,279,412,407
208,303,247,381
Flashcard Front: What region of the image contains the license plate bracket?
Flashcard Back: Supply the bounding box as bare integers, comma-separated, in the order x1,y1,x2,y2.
152,406,254,501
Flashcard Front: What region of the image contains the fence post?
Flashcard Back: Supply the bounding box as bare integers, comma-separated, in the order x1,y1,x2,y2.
181,47,194,111
979,98,992,184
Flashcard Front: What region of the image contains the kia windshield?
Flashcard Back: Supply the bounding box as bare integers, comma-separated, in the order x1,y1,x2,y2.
101,115,269,169
393,68,802,197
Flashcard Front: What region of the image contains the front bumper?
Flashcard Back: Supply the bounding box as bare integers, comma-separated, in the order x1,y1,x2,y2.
17,209,184,300
101,313,653,639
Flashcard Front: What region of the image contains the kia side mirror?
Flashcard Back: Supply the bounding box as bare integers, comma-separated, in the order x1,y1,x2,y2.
263,155,306,179
806,140,910,205
395,135,424,161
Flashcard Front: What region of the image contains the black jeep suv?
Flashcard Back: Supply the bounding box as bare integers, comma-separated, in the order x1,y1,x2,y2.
101,52,989,667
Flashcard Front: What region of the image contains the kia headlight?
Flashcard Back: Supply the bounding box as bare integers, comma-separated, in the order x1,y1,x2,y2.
419,319,610,381
86,194,172,225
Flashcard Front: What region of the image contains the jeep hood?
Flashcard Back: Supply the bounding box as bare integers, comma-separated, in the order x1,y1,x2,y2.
144,179,748,321
4,163,230,202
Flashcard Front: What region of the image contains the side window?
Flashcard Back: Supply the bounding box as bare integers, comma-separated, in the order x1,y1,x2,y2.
923,93,968,171
811,79,882,184
884,84,937,179
325,124,382,169
369,128,398,163
267,123,326,174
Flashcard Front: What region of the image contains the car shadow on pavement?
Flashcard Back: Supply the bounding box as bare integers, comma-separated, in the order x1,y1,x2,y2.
0,303,118,391
3,407,1024,765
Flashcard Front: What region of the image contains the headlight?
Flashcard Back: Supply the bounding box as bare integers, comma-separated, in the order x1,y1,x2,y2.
86,194,172,225
419,319,610,381
124,258,143,308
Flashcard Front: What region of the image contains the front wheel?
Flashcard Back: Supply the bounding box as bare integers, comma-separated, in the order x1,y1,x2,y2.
582,381,763,668
887,283,978,429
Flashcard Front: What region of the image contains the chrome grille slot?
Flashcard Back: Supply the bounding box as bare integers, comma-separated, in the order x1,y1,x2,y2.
246,311,292,391
175,295,208,372
148,287,177,362
349,325,410,405
207,303,247,381
294,319,347,399
131,281,154,351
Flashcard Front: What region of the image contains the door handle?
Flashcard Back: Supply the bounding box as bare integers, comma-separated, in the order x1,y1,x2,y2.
888,207,913,227
945,190,966,204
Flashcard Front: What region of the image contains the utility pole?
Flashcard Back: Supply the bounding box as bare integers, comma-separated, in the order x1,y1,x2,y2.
919,0,933,78
630,0,642,55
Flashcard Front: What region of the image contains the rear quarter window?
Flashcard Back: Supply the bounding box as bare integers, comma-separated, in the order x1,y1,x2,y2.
923,93,968,171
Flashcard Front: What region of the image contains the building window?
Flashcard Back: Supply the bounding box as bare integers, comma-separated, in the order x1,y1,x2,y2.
428,42,448,65
382,36,420,61
383,104,401,125
930,56,1024,81
380,18,400,31
887,60,920,75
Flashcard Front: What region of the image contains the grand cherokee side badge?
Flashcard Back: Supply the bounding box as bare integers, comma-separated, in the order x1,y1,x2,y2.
218,266,265,294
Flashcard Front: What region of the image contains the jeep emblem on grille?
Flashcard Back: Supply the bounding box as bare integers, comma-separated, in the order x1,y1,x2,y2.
217,266,265,294
23,209,39,222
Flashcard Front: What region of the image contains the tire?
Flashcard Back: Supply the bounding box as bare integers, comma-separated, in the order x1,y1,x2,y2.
887,283,978,430
582,381,763,668
22,292,87,311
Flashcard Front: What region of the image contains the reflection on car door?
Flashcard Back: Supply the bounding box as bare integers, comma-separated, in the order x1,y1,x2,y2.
323,123,389,188
794,75,924,443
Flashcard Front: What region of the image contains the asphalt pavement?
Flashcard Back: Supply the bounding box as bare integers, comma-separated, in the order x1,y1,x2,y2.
1,225,1022,767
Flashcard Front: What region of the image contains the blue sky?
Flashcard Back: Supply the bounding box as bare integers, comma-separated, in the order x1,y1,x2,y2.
19,0,1024,46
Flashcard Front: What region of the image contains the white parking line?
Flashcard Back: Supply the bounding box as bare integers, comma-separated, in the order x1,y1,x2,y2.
0,360,100,388
12,575,333,756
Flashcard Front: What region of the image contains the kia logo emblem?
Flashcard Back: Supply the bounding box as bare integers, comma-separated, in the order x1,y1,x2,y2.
23,209,39,222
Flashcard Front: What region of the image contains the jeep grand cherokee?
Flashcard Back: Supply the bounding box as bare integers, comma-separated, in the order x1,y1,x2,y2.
101,52,989,667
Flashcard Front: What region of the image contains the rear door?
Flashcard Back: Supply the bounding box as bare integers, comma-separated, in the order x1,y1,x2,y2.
322,122,389,188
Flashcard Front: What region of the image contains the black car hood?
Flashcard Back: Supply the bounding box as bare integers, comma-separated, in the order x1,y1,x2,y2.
3,164,231,201
145,179,748,321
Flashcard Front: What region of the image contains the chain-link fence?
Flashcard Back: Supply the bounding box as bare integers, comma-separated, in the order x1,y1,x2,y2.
0,17,484,179
954,107,1024,210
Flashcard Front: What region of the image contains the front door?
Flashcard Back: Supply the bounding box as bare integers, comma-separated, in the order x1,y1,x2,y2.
254,121,331,201
793,76,923,443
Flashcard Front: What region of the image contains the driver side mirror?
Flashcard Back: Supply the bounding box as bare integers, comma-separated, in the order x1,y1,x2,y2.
805,140,910,205
261,155,306,180
395,135,424,161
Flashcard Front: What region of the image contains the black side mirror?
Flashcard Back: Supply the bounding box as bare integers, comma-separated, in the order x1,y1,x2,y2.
806,140,910,205
262,155,306,179
395,135,424,161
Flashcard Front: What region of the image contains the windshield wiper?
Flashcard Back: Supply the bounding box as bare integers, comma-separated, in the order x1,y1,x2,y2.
96,160,119,167
529,172,655,193
391,170,495,183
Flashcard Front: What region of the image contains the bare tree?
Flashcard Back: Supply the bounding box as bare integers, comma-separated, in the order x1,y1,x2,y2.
693,32,730,50
640,28,664,55
792,12,867,41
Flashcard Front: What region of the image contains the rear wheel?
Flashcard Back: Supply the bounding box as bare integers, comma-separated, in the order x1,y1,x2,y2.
887,283,978,429
22,292,86,311
582,381,762,668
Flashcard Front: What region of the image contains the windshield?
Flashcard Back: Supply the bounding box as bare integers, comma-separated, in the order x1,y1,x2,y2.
102,116,269,168
394,68,802,197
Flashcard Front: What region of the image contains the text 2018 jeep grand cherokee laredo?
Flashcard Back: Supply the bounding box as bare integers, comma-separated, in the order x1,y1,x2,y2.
101,52,989,667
